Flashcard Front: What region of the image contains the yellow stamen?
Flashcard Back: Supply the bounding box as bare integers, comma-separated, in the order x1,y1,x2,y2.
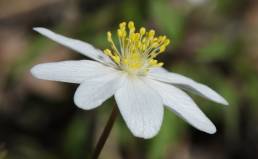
140,27,146,35
104,21,171,74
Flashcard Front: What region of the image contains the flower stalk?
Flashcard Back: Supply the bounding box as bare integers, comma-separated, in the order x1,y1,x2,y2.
92,106,118,159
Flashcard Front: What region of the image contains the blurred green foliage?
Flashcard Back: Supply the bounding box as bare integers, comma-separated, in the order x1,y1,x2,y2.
1,0,258,159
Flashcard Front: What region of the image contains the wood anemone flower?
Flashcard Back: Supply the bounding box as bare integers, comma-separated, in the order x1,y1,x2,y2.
31,21,228,139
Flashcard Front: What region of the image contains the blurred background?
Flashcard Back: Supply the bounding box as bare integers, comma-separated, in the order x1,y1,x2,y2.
0,0,258,158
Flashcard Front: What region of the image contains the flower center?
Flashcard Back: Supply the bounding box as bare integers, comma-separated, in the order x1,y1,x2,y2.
104,21,170,75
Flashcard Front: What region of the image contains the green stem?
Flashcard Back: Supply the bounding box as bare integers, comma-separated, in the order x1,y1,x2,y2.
92,106,118,159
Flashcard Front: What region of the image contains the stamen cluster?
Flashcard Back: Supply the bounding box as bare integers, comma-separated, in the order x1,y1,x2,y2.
104,21,170,74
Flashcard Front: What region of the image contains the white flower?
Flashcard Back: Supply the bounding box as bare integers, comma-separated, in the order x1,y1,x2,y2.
31,21,228,139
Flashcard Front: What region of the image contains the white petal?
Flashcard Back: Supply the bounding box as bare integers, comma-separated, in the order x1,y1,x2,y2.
74,71,125,110
115,77,164,139
31,60,115,83
149,67,168,74
33,27,114,65
146,79,216,134
148,69,228,105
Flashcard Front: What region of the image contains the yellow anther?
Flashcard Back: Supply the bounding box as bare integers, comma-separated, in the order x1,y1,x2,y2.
149,59,158,65
149,30,155,38
107,31,112,42
152,37,158,42
104,21,171,74
160,36,167,42
152,42,159,48
128,21,135,29
119,22,126,29
164,39,170,46
140,27,146,35
157,62,164,67
112,55,120,64
158,36,164,42
104,49,112,56
159,45,166,53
